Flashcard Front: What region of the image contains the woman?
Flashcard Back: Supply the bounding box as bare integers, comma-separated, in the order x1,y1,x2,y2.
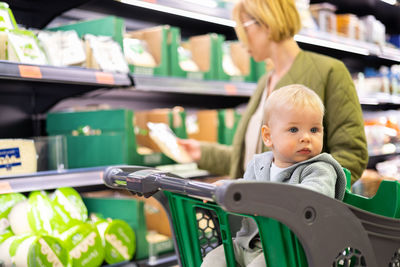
180,0,368,183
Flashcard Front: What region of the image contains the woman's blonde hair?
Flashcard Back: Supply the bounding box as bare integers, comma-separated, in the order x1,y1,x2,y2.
233,0,301,46
263,84,325,125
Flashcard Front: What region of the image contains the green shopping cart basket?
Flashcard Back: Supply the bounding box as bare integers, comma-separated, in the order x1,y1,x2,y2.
103,166,400,267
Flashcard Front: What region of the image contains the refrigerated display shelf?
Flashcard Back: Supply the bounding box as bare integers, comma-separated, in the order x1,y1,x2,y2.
0,167,106,194
0,60,132,87
132,74,257,97
117,0,234,26
117,0,400,64
297,29,400,63
106,253,178,267
359,93,400,106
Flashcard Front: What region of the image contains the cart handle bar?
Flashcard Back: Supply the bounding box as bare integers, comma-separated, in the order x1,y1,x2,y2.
104,166,217,201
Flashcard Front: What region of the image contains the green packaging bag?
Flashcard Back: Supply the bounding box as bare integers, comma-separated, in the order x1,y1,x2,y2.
96,219,136,264
51,187,88,232
0,192,26,233
58,222,104,267
9,234,70,267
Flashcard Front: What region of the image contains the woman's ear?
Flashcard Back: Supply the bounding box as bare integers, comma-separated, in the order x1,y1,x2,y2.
261,125,272,147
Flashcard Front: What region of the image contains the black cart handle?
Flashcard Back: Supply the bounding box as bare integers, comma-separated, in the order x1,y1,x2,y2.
104,166,217,201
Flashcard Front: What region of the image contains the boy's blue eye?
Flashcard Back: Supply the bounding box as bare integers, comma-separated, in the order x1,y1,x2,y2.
289,127,298,133
311,127,318,133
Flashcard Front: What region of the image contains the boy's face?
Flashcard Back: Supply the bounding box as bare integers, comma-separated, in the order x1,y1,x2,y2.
261,104,323,168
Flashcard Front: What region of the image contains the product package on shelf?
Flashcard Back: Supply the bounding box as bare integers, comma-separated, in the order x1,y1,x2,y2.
47,15,128,73
295,0,318,30
0,139,37,176
219,41,265,82
134,107,188,165
336,13,365,41
47,16,124,48
4,192,76,266
0,187,142,267
0,233,71,267
82,190,174,261
46,107,187,168
187,108,241,145
389,35,400,49
309,2,337,34
0,193,26,234
124,25,170,76
169,27,221,80
84,34,129,73
147,122,192,164
0,2,17,30
37,30,86,67
0,29,48,65
360,15,386,46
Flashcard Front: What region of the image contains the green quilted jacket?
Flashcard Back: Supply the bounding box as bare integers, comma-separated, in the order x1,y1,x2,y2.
198,50,368,183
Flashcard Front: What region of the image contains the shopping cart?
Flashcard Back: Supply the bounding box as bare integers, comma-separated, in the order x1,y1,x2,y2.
103,166,400,267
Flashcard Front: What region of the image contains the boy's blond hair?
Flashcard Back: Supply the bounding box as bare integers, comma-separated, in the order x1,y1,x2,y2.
233,0,301,47
263,84,325,125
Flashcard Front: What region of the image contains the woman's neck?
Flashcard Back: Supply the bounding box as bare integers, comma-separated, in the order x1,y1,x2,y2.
269,38,301,77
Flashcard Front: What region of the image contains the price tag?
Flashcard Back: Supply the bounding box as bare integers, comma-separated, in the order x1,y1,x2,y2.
0,181,12,194
95,72,115,84
224,84,237,95
18,65,42,79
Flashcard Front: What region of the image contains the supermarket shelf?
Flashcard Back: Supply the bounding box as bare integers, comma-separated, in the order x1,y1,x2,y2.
0,167,106,194
132,75,257,97
368,143,400,158
296,29,377,56
0,60,132,87
297,29,400,63
359,93,400,109
117,0,235,27
116,0,400,63
135,253,178,267
0,164,212,194
367,148,400,169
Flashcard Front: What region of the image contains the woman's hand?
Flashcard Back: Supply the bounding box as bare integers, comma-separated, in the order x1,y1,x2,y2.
177,138,201,162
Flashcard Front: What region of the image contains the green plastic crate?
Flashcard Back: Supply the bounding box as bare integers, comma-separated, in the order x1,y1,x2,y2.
48,16,125,49
46,109,187,168
169,28,221,80
254,59,267,80
125,25,170,76
217,109,241,145
218,41,263,82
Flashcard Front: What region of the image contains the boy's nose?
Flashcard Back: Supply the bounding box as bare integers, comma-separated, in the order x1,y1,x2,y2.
300,133,310,143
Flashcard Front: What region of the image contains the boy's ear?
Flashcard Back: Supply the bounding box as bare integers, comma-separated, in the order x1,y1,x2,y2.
261,125,272,147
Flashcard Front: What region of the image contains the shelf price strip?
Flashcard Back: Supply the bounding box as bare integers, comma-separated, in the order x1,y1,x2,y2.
18,65,42,79
95,71,115,85
0,181,12,194
224,84,238,95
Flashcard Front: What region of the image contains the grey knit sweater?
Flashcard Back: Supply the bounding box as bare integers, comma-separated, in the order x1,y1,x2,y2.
235,151,347,249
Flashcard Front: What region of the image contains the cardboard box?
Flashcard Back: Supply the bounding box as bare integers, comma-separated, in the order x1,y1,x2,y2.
134,107,187,152
219,41,264,82
187,110,218,142
187,109,241,145
124,25,170,76
169,28,221,80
